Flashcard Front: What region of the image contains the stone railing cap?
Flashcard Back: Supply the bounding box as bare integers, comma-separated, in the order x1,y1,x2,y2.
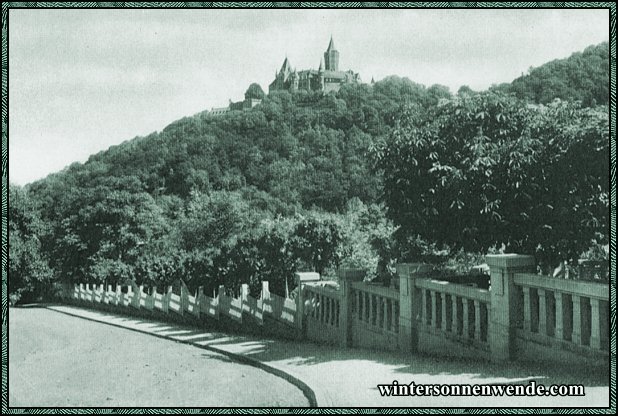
485,254,536,269
337,269,366,281
295,272,321,282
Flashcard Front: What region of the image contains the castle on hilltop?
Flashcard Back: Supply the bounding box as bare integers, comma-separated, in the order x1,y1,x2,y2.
209,37,361,116
269,36,361,94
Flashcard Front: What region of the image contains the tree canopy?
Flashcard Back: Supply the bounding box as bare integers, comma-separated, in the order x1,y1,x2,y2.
372,91,609,271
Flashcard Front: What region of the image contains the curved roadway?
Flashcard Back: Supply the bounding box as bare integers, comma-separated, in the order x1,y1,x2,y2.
8,307,309,407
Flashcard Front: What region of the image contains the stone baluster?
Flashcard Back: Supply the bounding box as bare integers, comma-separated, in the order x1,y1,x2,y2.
430,291,437,329
538,289,547,336
474,300,482,341
572,295,583,345
441,294,448,332
590,298,602,350
462,299,469,339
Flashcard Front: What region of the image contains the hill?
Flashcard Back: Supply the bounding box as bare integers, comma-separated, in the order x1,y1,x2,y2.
492,42,609,106
9,44,609,305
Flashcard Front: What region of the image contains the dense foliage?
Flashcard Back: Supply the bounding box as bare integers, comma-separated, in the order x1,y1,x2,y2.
8,43,610,302
373,91,609,273
492,42,609,107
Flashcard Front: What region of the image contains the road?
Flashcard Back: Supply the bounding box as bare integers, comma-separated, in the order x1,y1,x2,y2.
8,307,309,407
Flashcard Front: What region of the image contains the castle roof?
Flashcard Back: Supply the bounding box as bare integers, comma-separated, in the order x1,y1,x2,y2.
280,57,292,74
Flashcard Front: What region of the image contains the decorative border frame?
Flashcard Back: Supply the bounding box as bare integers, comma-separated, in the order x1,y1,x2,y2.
1,2,615,414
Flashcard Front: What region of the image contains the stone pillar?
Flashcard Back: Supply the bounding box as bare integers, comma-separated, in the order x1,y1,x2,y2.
337,269,365,347
486,254,536,361
396,263,432,353
295,272,320,331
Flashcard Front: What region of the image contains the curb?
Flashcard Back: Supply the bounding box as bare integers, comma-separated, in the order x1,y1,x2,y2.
45,305,318,408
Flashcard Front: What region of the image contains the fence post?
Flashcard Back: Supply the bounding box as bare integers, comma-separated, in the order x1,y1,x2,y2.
396,263,432,352
218,284,225,316
116,284,122,306
261,281,271,316
486,254,536,361
106,285,112,304
241,283,249,315
130,281,140,309
162,286,172,313
150,286,158,311
337,269,366,348
180,280,189,315
295,272,320,332
195,286,204,318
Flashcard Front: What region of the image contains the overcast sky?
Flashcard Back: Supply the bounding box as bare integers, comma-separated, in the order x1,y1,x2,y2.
8,8,609,185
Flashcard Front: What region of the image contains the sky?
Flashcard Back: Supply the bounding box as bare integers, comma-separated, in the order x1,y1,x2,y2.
8,8,610,185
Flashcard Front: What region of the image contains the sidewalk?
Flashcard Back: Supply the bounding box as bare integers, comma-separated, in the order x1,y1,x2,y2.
46,305,609,408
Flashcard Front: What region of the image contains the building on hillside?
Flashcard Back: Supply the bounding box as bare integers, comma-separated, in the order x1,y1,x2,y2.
268,36,361,94
208,97,262,117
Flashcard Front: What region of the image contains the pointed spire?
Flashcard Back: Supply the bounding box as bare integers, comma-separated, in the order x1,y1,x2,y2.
280,56,291,73
319,57,324,72
327,35,336,51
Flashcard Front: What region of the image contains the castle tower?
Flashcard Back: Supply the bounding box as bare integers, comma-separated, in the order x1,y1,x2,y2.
324,36,339,71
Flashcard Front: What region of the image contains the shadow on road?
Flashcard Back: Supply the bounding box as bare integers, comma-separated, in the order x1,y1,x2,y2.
38,303,609,391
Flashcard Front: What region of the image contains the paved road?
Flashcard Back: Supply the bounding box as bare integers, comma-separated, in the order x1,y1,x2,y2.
43,304,610,408
8,307,309,407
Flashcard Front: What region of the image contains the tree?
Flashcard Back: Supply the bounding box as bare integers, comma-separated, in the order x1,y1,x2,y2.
245,82,266,100
8,184,54,304
292,215,344,276
457,85,474,96
373,91,609,271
